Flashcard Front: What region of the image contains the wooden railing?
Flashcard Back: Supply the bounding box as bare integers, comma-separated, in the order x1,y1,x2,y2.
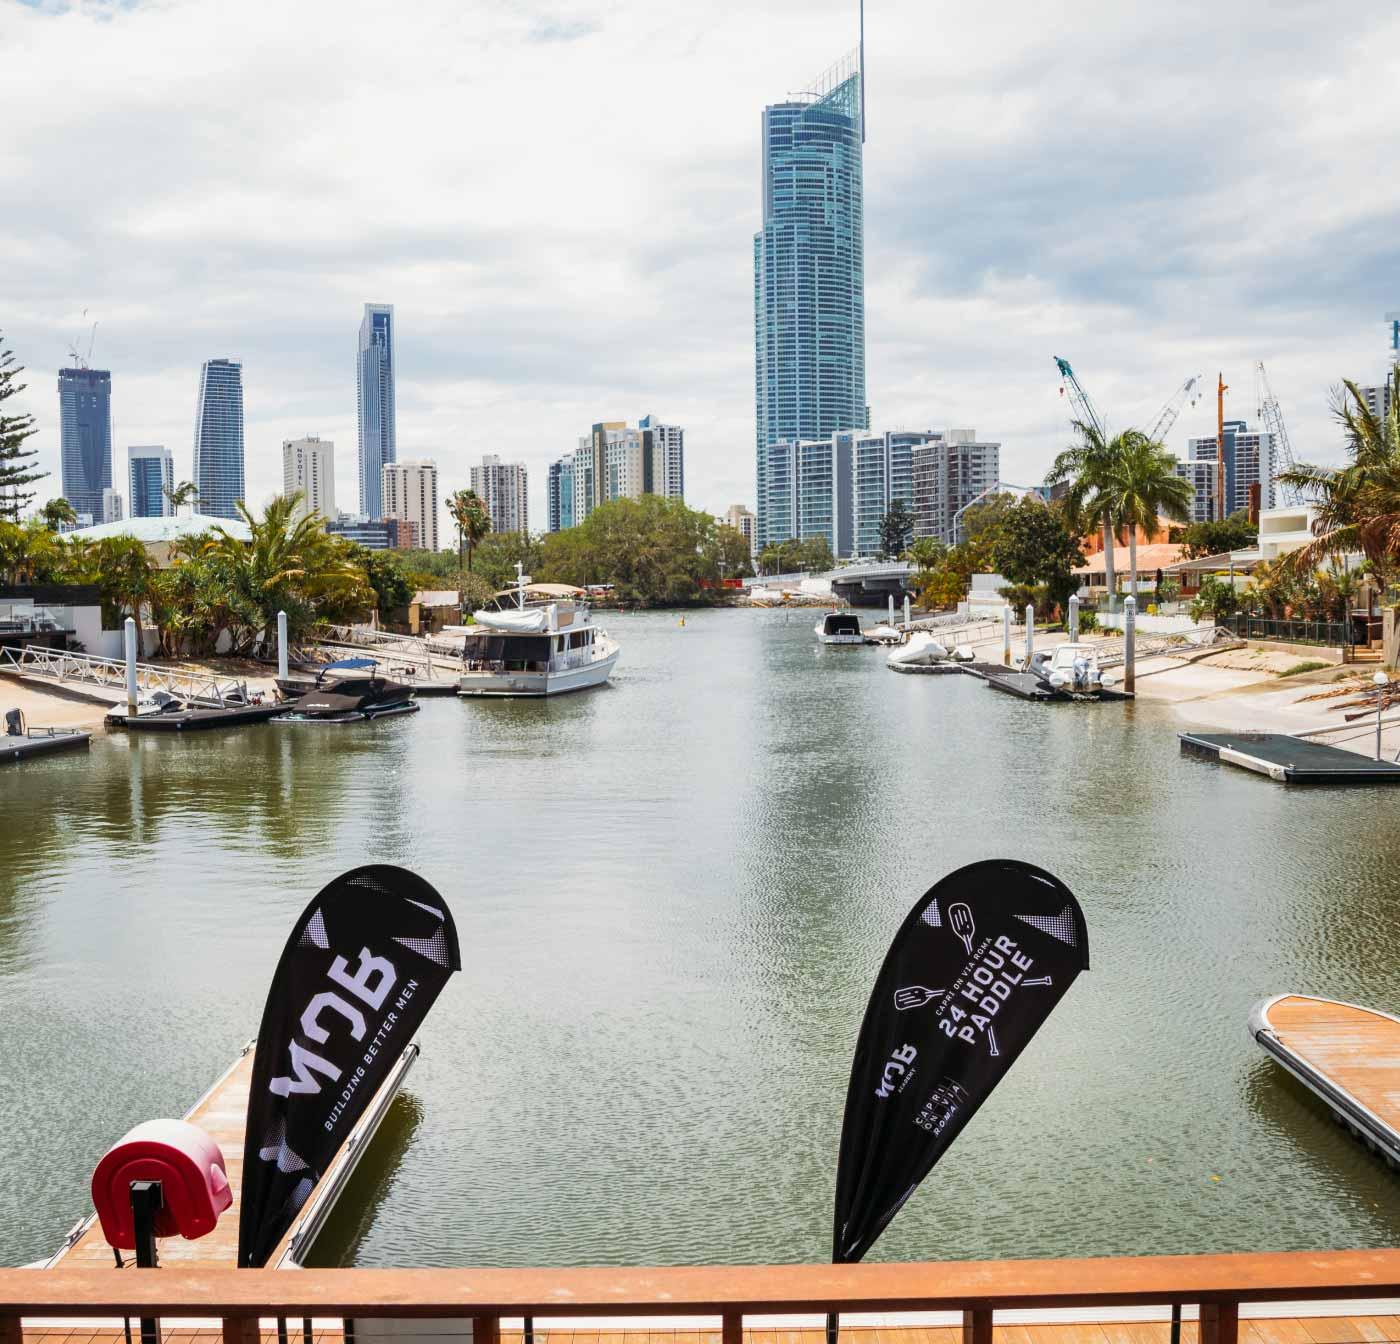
5,1250,1400,1344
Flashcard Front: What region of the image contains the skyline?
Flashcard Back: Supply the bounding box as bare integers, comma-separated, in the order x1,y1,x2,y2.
5,0,1397,535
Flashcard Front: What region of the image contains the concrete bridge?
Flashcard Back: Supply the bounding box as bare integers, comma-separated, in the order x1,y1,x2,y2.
828,560,916,605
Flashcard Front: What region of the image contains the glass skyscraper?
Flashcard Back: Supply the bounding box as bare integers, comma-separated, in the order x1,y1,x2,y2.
58,367,112,522
547,458,575,533
357,303,396,517
754,66,867,552
193,358,245,519
128,444,173,518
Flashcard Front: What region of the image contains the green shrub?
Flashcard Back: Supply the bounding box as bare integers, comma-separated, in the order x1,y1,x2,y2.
1279,660,1329,677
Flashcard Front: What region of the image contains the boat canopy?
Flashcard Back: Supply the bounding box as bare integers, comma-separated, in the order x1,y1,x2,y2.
322,657,376,672
822,612,863,636
488,582,586,603
474,607,550,633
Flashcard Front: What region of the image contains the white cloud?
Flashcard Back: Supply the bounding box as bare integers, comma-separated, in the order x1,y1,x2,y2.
3,0,1397,532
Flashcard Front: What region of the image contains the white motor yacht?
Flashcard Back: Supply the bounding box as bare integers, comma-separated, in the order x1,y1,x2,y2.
458,566,619,698
815,611,865,645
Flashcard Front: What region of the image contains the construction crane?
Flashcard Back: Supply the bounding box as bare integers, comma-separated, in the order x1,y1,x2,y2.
66,309,98,369
1054,356,1106,439
1255,361,1303,506
1147,375,1201,443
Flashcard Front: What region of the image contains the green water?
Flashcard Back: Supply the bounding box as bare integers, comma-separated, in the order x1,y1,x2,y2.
3,609,1399,1268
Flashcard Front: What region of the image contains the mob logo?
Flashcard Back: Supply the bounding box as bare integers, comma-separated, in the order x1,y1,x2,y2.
875,1044,917,1099
269,947,397,1097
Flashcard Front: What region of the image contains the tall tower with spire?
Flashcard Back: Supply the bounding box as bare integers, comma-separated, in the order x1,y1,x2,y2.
753,55,867,553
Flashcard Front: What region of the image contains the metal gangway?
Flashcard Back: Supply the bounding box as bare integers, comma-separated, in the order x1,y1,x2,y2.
0,644,248,707
314,624,461,681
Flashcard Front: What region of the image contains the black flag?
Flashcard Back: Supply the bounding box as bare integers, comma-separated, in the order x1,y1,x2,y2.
238,865,461,1267
832,859,1088,1263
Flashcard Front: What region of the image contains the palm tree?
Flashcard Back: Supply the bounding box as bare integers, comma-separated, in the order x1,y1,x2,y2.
447,488,491,581
164,480,201,515
1097,432,1194,596
1047,420,1123,606
205,493,369,651
1277,365,1400,586
39,497,77,531
95,536,156,652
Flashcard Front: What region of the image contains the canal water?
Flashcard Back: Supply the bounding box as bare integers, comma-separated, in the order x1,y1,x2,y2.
3,609,1400,1269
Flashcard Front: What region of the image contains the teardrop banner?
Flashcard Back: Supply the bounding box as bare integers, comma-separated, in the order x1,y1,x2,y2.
832,859,1089,1265
238,865,461,1268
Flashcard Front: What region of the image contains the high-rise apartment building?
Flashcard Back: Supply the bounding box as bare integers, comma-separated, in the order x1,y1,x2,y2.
192,358,245,519
357,303,396,517
1359,382,1394,424
722,504,757,557
910,431,1001,543
638,414,685,500
383,459,439,551
58,367,112,523
282,436,337,521
102,488,124,524
754,62,867,552
547,418,682,530
128,445,173,518
756,428,951,559
470,455,528,535
1179,419,1275,520
547,457,575,533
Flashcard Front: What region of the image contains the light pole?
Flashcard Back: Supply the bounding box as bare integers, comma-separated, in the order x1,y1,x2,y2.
1375,672,1389,760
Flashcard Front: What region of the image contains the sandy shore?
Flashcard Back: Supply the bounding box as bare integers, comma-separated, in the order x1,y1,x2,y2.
950,620,1400,759
0,661,281,733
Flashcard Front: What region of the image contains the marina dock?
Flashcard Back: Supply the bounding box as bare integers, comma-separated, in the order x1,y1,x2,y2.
1251,994,1400,1167
1181,733,1400,784
45,1041,418,1270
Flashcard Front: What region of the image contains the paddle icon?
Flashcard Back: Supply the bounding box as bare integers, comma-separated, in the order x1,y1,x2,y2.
949,902,976,955
893,985,946,1011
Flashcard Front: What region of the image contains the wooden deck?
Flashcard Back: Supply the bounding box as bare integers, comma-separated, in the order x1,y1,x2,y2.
46,1043,416,1271
1251,994,1400,1165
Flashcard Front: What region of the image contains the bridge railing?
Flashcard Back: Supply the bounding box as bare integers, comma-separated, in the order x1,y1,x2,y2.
5,1248,1400,1344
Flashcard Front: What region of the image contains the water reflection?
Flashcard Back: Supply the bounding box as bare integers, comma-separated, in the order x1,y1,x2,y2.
6,613,1400,1268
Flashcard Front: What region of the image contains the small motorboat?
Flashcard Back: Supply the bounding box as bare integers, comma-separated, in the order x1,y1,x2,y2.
275,655,378,697
108,687,284,731
1031,642,1112,698
274,670,419,723
815,611,865,645
866,623,904,645
2,708,91,763
887,631,951,668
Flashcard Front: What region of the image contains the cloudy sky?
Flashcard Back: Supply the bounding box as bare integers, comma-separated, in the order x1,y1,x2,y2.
4,0,1397,533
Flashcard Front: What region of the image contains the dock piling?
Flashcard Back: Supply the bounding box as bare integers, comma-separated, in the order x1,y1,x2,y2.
1002,605,1012,666
903,595,911,627
888,595,895,627
1025,604,1034,669
1069,595,1079,640
124,617,138,715
277,610,289,683
1124,596,1136,694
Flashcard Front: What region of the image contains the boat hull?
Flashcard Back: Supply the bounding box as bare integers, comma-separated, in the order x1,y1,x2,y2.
105,703,284,731
274,700,420,723
1,730,91,763
458,649,619,697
